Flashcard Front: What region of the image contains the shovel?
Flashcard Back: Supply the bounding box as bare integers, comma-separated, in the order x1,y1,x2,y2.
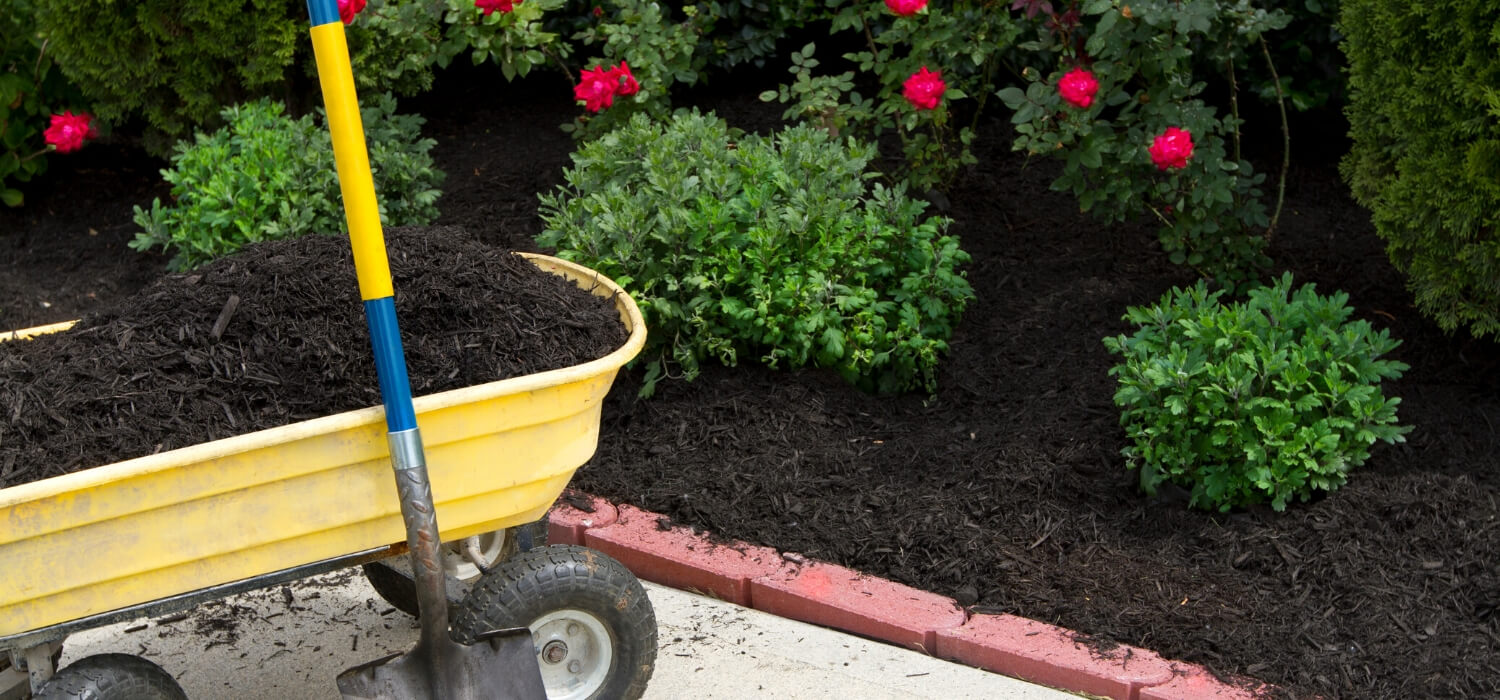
303,3,546,698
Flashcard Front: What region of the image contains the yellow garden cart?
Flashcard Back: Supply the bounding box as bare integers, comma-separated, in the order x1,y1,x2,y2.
0,254,656,699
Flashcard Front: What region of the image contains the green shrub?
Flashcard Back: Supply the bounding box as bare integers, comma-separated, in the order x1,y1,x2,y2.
1103,273,1411,512
33,0,303,155
538,109,974,396
1340,0,1500,340
1,0,90,206
130,95,443,270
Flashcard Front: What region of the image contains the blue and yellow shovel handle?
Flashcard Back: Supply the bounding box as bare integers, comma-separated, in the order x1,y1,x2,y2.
306,1,415,436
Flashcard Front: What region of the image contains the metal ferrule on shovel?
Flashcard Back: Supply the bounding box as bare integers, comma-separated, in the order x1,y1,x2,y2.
303,2,546,697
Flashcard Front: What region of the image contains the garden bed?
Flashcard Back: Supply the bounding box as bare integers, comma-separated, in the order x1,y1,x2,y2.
2,63,1496,698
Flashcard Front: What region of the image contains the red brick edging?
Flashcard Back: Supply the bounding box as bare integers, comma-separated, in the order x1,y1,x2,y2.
548,490,1271,700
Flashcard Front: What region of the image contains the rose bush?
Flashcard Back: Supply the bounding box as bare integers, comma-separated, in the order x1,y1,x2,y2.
1057,67,1097,109
763,1,1019,192
902,67,945,111
1148,127,1193,171
1,1,91,207
998,0,1288,289
475,0,517,15
573,65,617,112
885,0,928,16
338,0,366,24
41,111,97,153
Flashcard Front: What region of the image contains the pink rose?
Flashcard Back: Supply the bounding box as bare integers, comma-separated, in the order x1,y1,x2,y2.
575,65,617,113
1148,127,1194,170
475,0,518,15
337,0,366,24
903,67,946,111
1058,68,1098,109
43,111,98,154
885,0,928,16
609,61,640,96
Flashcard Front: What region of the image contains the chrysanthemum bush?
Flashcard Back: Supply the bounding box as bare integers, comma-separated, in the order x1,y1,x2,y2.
537,110,974,396
1000,0,1290,289
1103,273,1412,512
129,95,443,270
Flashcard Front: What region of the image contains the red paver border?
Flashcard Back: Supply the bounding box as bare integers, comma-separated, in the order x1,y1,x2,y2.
583,504,781,606
546,491,1274,700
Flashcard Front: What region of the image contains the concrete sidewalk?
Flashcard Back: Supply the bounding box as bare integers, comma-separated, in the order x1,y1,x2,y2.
58,569,1079,699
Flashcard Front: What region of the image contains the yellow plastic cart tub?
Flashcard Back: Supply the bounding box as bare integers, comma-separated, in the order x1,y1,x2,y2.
0,254,644,638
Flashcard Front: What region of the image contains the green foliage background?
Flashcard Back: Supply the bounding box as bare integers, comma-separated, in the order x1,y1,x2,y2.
1340,0,1500,340
32,0,305,156
1,0,89,206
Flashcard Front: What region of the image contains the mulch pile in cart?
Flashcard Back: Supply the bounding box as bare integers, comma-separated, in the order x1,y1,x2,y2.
0,225,626,487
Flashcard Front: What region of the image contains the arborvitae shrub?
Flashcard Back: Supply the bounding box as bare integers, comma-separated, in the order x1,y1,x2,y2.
1339,0,1500,340
33,0,304,155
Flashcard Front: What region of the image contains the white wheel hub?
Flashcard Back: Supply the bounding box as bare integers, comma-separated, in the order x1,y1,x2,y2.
529,609,613,700
442,530,507,582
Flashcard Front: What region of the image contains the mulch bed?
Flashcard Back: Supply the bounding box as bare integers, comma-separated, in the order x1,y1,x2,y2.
0,226,625,486
2,62,1497,698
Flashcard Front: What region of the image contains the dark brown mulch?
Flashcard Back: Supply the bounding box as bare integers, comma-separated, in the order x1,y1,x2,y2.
1,60,1496,698
0,226,625,486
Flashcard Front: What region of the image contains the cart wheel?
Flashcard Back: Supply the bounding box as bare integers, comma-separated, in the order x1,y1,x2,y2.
34,654,185,700
452,545,657,700
363,521,550,617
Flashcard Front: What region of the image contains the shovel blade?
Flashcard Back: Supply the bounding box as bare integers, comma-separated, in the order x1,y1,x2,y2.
337,627,545,700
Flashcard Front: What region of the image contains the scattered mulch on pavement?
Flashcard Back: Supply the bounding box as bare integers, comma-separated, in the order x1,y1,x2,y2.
2,61,1497,698
0,226,626,487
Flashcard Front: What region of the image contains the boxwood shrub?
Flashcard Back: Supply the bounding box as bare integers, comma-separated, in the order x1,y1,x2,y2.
537,109,974,396
1103,273,1412,512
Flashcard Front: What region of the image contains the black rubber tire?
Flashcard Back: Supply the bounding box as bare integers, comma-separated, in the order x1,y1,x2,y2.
452,545,657,700
34,654,185,700
361,559,458,619
363,521,550,618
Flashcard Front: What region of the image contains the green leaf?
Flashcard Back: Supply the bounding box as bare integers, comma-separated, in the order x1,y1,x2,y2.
1095,10,1119,37
1,188,22,207
996,87,1026,110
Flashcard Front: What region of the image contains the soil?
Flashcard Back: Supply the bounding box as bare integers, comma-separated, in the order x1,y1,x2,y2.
2,61,1496,698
